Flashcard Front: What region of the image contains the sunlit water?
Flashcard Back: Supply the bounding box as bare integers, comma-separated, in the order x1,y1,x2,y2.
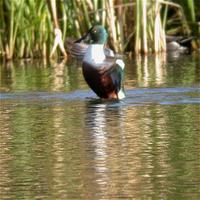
0,54,200,200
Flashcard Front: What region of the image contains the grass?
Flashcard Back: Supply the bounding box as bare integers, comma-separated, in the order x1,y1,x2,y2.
0,0,199,60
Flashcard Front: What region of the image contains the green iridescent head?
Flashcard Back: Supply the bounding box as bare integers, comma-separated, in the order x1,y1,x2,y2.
89,25,108,44
75,25,108,44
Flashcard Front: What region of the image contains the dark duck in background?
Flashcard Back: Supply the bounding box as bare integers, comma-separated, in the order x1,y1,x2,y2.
67,25,125,100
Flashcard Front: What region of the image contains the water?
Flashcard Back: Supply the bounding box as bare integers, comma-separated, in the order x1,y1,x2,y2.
0,54,200,200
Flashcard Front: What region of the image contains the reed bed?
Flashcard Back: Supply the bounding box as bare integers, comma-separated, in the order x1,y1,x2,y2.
0,0,199,60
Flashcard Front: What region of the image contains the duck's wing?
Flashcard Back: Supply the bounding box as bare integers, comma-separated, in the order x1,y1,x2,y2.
65,38,88,59
100,58,125,94
66,38,117,59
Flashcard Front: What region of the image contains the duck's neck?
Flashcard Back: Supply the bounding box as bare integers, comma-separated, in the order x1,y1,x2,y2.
84,44,105,65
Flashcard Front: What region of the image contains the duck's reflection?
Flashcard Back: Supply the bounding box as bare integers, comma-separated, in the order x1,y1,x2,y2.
85,100,126,197
85,101,109,172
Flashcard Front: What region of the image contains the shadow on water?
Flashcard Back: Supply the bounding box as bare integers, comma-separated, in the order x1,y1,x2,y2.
0,54,200,200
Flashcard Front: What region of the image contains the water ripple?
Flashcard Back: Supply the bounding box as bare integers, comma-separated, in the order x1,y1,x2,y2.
1,87,199,106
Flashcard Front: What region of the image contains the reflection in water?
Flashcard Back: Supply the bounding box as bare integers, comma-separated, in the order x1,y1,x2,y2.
1,54,200,92
155,53,167,85
51,105,66,199
84,101,147,199
86,103,109,198
135,54,167,87
51,60,66,92
0,108,13,198
123,104,200,199
0,59,85,93
0,55,200,199
85,101,127,199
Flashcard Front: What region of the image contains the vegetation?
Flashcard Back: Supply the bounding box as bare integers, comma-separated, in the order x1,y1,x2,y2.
0,0,199,60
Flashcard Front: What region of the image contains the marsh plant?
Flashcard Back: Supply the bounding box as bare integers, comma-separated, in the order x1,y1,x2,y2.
0,0,199,59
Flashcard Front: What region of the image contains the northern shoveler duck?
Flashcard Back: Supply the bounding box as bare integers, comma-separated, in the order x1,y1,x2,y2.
67,25,125,100
166,35,194,54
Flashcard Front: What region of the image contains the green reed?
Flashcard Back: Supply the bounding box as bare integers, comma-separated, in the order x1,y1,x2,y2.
0,0,54,59
0,0,199,60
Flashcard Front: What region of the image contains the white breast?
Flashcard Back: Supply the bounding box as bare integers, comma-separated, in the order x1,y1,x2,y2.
83,44,106,66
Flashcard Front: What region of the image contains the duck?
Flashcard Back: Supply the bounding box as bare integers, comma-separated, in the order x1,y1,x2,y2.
166,35,194,54
66,25,125,100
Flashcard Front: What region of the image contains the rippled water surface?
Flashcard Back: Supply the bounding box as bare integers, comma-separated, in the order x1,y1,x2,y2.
0,54,200,200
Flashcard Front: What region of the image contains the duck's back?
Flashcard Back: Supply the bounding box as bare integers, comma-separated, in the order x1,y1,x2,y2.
82,47,125,100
